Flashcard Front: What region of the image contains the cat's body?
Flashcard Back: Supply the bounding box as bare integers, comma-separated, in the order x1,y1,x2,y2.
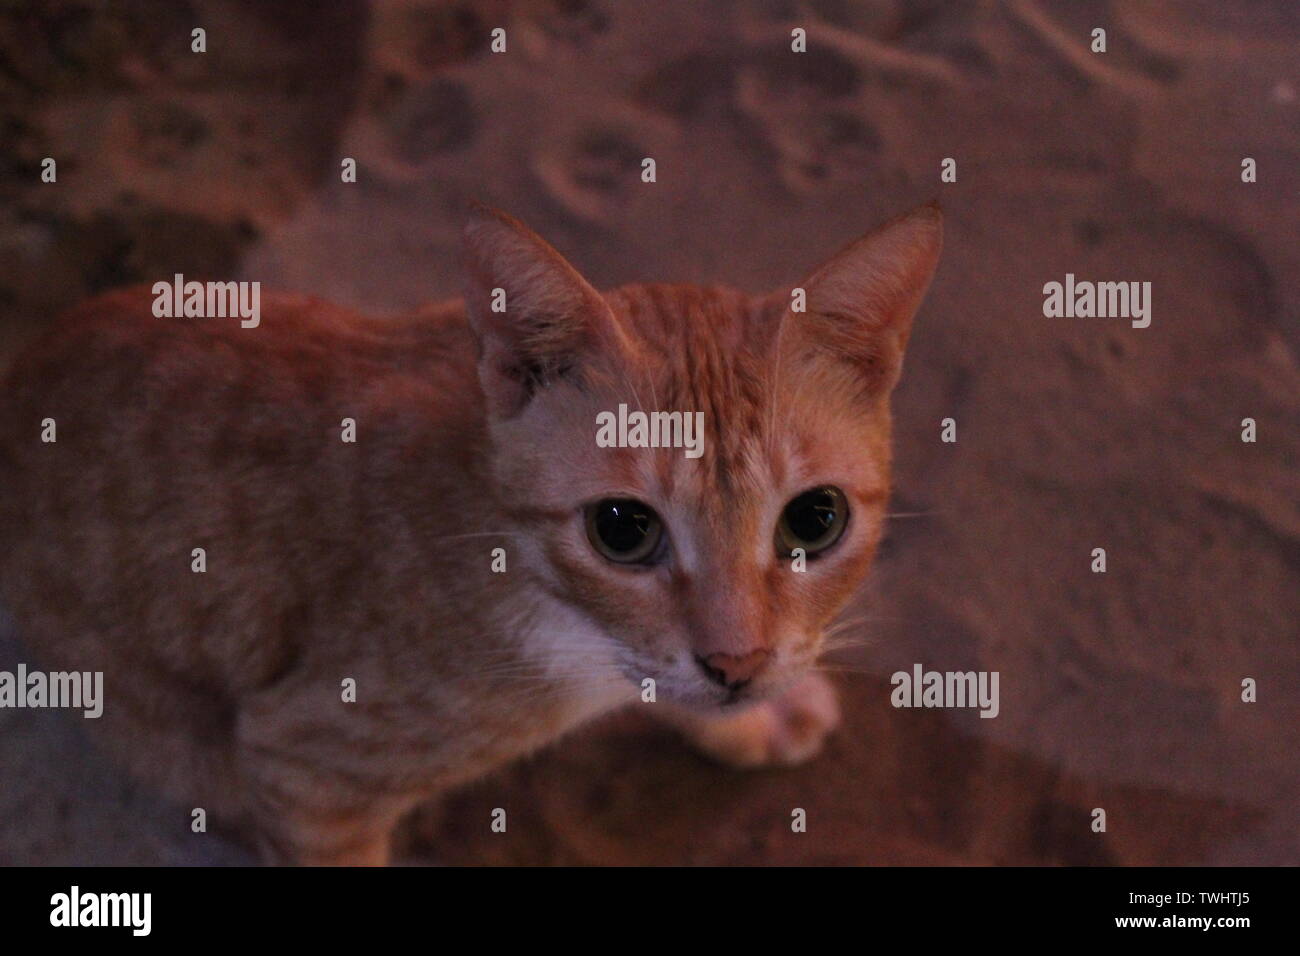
0,205,941,864
0,290,628,861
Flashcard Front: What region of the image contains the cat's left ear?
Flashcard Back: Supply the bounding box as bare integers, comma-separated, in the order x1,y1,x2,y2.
462,204,633,418
785,202,942,396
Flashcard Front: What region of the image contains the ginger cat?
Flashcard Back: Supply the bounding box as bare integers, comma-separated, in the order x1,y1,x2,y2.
0,203,941,864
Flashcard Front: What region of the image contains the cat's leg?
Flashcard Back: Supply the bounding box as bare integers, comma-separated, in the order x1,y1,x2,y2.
248,801,398,866
390,796,446,862
654,671,840,768
241,756,415,865
236,695,411,866
238,740,406,865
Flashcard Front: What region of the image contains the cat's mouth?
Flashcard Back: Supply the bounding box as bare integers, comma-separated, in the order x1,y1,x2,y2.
719,684,762,708
671,664,806,712
609,645,809,711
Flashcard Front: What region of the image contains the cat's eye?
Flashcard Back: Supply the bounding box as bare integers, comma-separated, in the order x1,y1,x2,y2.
776,486,849,558
585,499,665,565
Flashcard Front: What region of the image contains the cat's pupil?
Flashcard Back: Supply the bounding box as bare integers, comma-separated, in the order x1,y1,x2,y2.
776,486,848,558
586,498,664,564
786,490,837,541
596,500,652,551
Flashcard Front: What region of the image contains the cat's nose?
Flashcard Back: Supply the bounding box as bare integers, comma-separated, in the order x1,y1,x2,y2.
695,649,770,690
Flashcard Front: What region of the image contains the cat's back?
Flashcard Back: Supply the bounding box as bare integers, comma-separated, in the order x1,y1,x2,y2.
0,285,478,515
2,285,475,430
0,285,481,685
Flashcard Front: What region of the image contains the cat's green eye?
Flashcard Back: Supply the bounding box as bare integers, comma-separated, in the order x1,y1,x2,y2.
776,486,849,558
585,498,664,565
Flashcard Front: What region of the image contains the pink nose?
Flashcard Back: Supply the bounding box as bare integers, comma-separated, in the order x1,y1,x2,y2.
695,649,771,690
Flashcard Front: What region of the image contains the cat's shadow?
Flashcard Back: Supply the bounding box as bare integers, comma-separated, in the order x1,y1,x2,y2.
0,614,1264,866
416,672,1265,866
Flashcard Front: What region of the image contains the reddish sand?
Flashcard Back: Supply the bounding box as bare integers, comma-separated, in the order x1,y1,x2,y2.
0,0,1295,865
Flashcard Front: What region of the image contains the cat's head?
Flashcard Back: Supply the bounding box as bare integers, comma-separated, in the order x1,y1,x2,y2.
463,203,941,710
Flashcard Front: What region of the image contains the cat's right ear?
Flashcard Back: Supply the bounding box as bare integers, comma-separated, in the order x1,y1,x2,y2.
462,205,630,418
783,202,942,399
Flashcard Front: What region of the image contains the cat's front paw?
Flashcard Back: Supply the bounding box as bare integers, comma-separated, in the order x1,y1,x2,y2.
682,672,840,769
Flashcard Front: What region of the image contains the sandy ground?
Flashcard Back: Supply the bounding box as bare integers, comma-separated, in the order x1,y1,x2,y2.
0,0,1296,865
